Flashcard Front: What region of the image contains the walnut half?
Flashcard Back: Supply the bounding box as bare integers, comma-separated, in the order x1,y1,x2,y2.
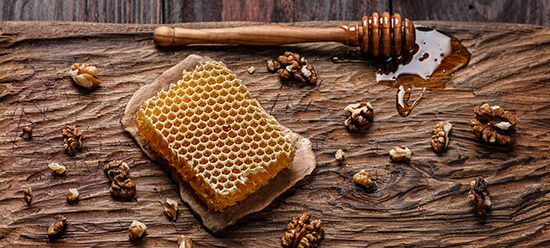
468,177,491,216
470,103,517,145
104,161,136,198
344,102,374,132
281,212,324,248
69,63,101,89
431,121,452,153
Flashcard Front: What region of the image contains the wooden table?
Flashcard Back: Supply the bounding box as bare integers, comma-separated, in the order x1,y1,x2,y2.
1,20,549,247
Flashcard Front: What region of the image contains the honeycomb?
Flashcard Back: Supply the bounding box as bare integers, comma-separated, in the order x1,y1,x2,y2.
135,61,296,212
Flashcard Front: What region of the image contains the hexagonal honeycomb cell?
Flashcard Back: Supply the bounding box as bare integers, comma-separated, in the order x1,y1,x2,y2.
135,61,295,212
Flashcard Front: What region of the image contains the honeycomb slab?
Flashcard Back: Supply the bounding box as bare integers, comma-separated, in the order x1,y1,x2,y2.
135,61,296,211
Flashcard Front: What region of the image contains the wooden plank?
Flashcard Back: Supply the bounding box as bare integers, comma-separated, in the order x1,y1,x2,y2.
0,0,163,24
393,0,550,27
0,20,550,247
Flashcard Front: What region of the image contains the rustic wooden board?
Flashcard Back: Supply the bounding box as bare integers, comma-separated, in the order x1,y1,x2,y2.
0,20,550,247
2,0,549,28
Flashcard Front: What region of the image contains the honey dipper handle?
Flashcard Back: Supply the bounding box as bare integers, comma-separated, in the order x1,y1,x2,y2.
153,12,416,57
153,25,353,47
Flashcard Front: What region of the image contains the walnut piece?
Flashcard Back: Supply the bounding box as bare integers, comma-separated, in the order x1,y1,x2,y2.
165,198,178,220
104,160,136,198
62,125,83,156
266,59,280,72
19,126,33,139
335,149,345,161
353,170,373,187
247,66,255,74
344,102,374,132
48,215,67,236
470,103,517,145
389,146,411,162
178,235,194,248
269,51,317,84
468,177,491,216
23,187,32,203
129,220,147,240
48,162,66,175
281,212,324,248
66,188,79,202
69,63,101,89
431,121,452,153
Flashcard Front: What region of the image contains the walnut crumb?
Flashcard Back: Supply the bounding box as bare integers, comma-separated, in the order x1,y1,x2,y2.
178,235,194,248
335,149,345,161
389,146,411,162
48,163,66,175
247,66,255,74
353,170,373,187
66,188,79,202
62,125,83,156
281,212,324,248
104,160,136,198
344,102,374,132
129,220,147,240
23,187,32,203
431,121,452,153
69,63,101,89
19,126,33,139
468,177,491,216
470,103,517,145
48,215,67,236
165,198,178,220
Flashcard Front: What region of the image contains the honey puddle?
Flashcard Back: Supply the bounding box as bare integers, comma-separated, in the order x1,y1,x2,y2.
332,27,470,116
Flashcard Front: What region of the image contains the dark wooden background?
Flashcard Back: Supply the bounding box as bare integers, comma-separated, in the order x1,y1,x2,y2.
1,0,550,27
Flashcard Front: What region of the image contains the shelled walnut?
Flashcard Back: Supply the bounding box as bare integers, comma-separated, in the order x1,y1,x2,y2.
23,187,32,203
103,160,136,198
128,220,147,240
48,215,67,236
344,102,374,132
19,126,33,139
165,198,178,220
66,188,79,202
431,121,452,153
335,149,345,161
389,146,411,162
48,162,67,175
178,235,194,248
468,177,491,216
353,170,373,187
69,63,101,89
281,212,324,248
267,51,317,84
470,103,517,145
62,125,83,156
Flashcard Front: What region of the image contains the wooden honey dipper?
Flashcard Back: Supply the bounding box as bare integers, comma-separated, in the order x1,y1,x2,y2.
153,12,415,57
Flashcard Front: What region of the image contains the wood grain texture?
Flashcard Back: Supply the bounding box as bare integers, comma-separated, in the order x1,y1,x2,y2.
1,20,550,247
393,0,550,28
4,0,549,28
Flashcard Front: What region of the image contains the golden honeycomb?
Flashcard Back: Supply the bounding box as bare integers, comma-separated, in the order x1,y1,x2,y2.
135,61,296,212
